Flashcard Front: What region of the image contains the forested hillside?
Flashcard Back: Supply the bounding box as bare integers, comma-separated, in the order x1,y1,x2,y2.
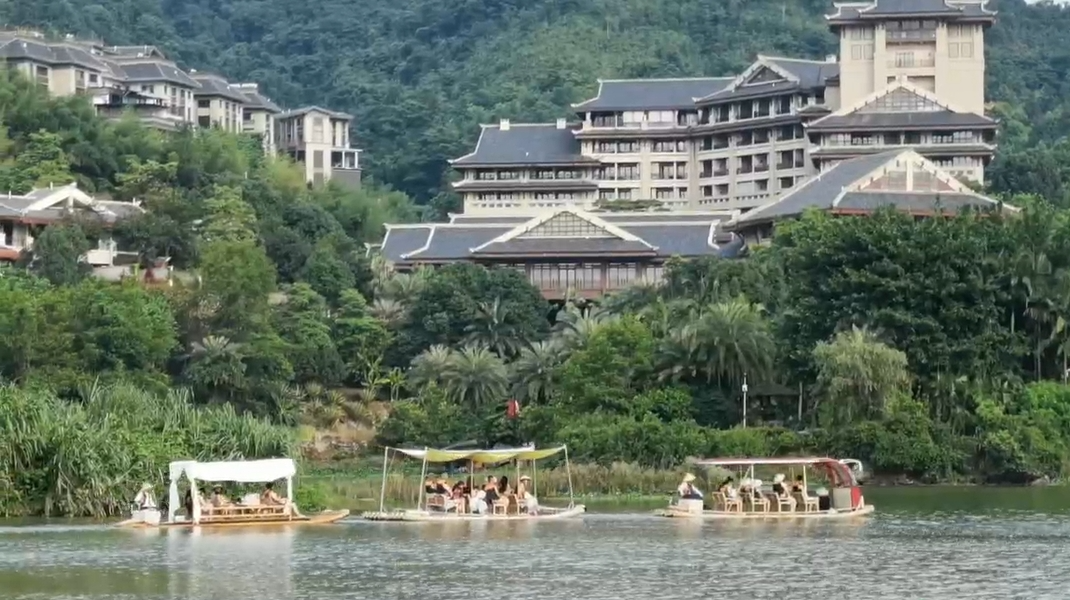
6,0,1070,205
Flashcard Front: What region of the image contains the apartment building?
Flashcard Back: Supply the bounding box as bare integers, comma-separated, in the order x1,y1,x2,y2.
450,0,998,215
234,83,282,156
190,71,247,134
276,107,362,188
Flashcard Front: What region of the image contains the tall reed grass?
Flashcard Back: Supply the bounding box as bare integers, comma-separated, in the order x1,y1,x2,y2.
0,382,295,517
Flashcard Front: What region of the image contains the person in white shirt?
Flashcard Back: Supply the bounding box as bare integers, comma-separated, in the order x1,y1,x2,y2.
133,483,156,510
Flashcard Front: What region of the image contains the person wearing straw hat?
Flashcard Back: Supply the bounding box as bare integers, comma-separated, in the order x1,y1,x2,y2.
517,475,539,515
677,473,704,500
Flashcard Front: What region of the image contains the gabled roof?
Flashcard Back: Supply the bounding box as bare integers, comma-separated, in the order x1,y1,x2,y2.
451,123,597,167
119,60,201,88
827,0,996,23
696,55,838,105
0,37,109,70
279,106,353,120
235,84,282,113
573,77,733,111
807,77,996,132
726,149,1012,230
0,183,143,224
382,209,738,263
191,73,248,103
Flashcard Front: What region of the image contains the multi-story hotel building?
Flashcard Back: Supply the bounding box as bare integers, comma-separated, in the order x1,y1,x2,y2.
0,30,361,187
450,0,998,215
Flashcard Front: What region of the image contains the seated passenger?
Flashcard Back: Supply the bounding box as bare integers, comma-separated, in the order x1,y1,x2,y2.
498,475,512,496
677,473,704,500
718,477,738,500
261,482,305,518
791,474,809,496
210,485,233,507
772,474,797,509
471,489,489,514
483,476,500,506
424,477,437,495
517,475,538,515
434,478,450,495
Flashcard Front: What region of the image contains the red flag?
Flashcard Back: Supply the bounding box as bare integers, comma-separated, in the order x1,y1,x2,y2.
506,399,520,419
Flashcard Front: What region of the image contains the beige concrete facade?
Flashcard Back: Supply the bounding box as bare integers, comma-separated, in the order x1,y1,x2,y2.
276,107,362,187
452,0,998,216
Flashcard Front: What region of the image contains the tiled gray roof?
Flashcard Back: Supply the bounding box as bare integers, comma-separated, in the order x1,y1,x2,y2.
192,74,248,103
698,80,801,104
829,0,995,21
408,226,511,260
764,58,840,89
0,37,108,70
574,78,733,111
834,191,1002,213
627,224,716,256
381,226,433,262
0,38,58,62
473,238,656,256
452,124,594,167
107,45,168,59
449,212,731,225
279,106,353,120
807,111,996,131
240,89,282,113
49,45,108,69
120,61,200,88
730,151,901,226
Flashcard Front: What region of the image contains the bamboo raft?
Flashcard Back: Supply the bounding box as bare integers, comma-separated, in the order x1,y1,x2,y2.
654,504,874,520
119,509,350,529
361,505,585,522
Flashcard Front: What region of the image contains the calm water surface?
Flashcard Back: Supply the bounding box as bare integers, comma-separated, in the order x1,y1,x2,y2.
2,487,1070,599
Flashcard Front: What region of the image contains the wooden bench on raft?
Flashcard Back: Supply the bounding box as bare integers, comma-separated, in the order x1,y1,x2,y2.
198,504,291,522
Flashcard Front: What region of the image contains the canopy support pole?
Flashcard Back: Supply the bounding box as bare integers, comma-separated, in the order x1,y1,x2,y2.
378,447,390,513
564,445,575,508
532,459,538,500
416,448,429,511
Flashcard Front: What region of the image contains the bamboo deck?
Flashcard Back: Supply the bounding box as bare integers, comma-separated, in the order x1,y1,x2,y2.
654,504,875,520
117,509,350,529
360,504,586,522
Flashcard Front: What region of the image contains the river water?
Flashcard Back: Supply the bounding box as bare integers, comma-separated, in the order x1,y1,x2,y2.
2,487,1069,599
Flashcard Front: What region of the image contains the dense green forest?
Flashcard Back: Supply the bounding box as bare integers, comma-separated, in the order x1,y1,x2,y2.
5,0,1070,207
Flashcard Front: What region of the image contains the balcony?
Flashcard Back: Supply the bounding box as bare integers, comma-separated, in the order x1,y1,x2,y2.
887,56,936,68
886,29,936,42
755,164,770,173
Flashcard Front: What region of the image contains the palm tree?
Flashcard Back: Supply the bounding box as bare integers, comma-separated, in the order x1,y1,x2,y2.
658,299,774,388
185,335,246,400
464,297,521,357
370,298,405,326
407,344,453,389
382,271,426,305
553,302,616,348
813,326,910,425
442,345,508,410
511,340,566,403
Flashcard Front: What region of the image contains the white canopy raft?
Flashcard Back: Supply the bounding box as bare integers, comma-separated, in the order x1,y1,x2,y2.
361,444,585,521
655,457,875,520
118,458,349,528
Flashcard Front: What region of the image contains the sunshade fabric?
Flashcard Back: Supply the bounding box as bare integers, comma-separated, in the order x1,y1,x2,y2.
393,446,566,463
170,458,296,483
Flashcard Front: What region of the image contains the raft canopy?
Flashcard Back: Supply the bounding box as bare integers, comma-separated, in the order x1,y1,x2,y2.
166,458,297,524
390,445,566,464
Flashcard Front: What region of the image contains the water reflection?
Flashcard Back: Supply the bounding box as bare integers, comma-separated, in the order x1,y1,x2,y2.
4,490,1070,600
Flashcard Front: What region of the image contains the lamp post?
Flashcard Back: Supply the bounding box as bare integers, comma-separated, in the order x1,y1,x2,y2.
741,374,749,429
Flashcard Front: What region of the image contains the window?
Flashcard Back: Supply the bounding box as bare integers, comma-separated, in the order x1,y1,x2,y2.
949,43,959,59
655,188,675,200
197,99,210,108
895,52,915,67
715,184,729,196
959,42,973,58
756,180,768,192
779,177,794,190
863,45,874,60
652,140,687,153
312,117,325,143
851,45,862,60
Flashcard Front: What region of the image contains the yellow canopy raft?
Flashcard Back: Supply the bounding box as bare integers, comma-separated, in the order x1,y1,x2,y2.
361,444,585,522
